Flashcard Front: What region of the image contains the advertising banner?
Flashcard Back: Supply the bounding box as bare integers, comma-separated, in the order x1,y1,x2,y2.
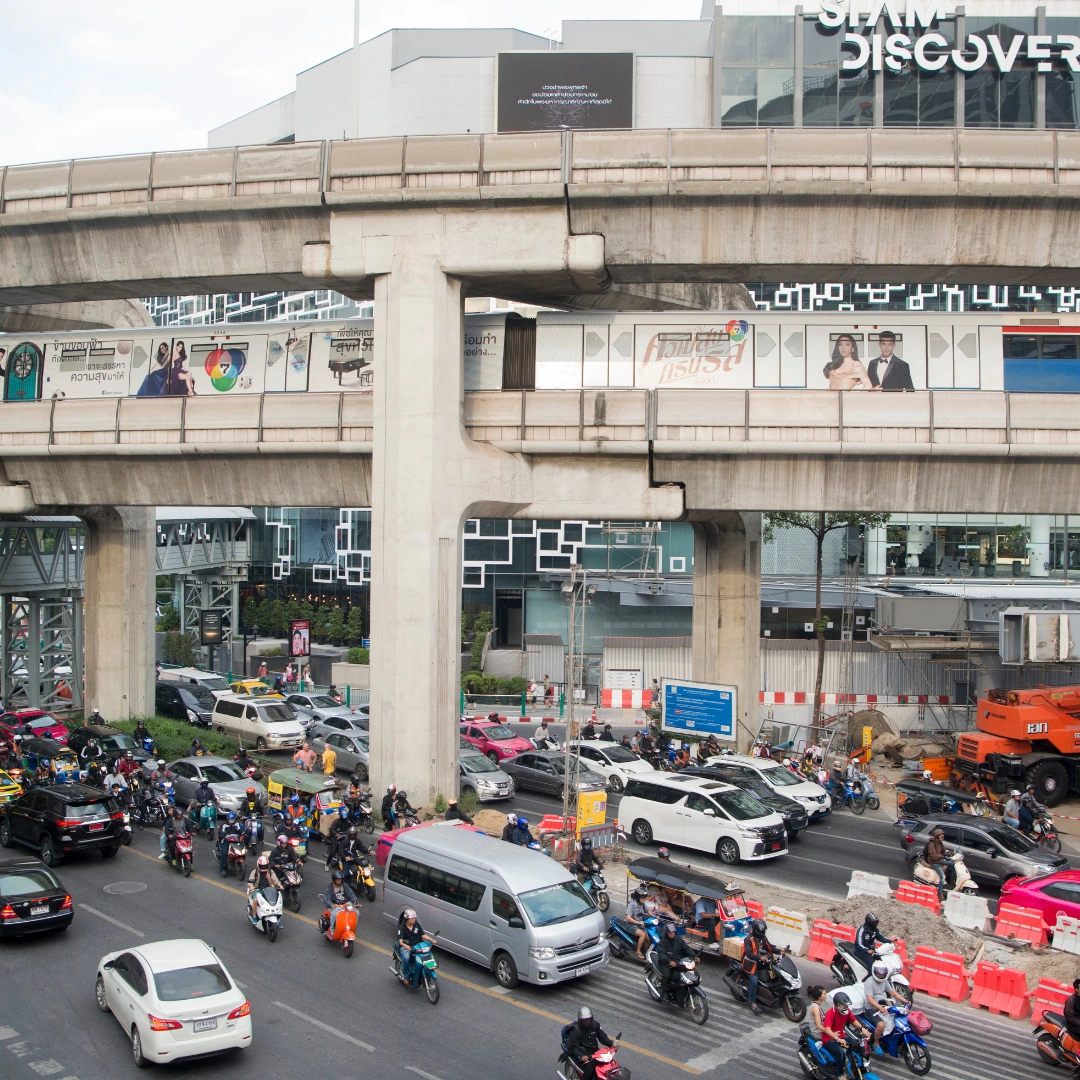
41,337,134,399
0,337,47,401
661,678,736,742
635,322,753,389
497,52,633,132
128,336,268,397
307,323,374,393
805,326,925,391
464,316,507,391
289,619,311,658
199,609,224,647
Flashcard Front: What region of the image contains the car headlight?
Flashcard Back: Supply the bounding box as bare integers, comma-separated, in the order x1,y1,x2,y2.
529,946,555,960
739,826,764,838
186,709,198,722
475,779,497,789
268,733,283,741
1032,864,1055,875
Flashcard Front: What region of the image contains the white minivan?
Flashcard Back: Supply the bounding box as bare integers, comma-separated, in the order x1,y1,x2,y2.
211,694,305,751
158,666,233,700
617,773,788,865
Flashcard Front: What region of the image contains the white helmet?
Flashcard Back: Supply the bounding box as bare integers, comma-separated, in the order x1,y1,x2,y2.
507,813,517,824
1010,789,1022,798
403,908,416,921
872,961,888,979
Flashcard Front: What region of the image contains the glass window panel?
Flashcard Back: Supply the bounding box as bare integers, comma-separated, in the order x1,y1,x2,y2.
721,68,758,127
756,17,795,65
884,69,920,126
1047,70,1079,129
803,21,841,127
1041,336,1078,361
721,16,756,65
920,69,955,126
759,69,794,125
965,69,999,127
1000,71,1035,127
839,66,874,126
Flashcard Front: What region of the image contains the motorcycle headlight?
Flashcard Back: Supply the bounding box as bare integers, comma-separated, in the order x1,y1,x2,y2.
529,946,556,960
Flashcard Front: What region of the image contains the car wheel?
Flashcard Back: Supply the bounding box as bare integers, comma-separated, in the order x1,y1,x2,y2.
631,819,653,846
216,725,226,734
486,751,499,765
607,774,624,794
0,819,12,848
95,975,110,1013
256,738,267,751
494,951,520,989
131,1026,148,1068
717,837,740,864
1026,759,1069,808
40,835,60,867
101,845,120,858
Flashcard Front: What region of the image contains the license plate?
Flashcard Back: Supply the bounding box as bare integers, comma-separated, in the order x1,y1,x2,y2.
30,904,48,915
575,965,590,977
768,842,782,852
89,822,104,832
193,1018,217,1032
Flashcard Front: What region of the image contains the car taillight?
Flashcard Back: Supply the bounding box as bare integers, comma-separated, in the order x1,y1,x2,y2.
147,1014,183,1031
110,811,123,820
55,819,82,830
905,835,915,844
60,894,72,910
0,904,17,920
228,1001,250,1020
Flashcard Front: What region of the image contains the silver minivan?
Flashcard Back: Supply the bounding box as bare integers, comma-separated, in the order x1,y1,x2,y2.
383,823,608,988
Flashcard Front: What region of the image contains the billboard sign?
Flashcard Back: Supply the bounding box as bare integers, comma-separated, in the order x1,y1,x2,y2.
497,52,633,132
199,609,224,647
661,678,736,742
290,619,311,658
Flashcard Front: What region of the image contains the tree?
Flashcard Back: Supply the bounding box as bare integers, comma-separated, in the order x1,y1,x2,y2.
345,604,364,644
763,512,891,730
156,604,180,632
268,599,287,636
256,599,274,634
312,605,330,643
242,596,258,629
283,598,300,624
470,611,493,672
299,600,315,622
327,605,345,643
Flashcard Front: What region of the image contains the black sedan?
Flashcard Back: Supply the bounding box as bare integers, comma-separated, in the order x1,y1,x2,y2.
0,857,73,937
680,764,809,838
499,751,607,797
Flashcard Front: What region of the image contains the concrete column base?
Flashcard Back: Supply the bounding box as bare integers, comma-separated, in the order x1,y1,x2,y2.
82,506,155,721
690,512,762,754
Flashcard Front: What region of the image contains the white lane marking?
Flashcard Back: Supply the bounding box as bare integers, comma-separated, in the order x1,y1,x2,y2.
6,1041,32,1058
78,904,144,937
405,1067,444,1080
686,1020,790,1071
28,1061,65,1076
272,1002,375,1052
0,1028,18,1041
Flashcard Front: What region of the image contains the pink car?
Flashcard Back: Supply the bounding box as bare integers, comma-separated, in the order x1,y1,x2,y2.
0,710,68,744
1000,869,1080,927
460,720,531,763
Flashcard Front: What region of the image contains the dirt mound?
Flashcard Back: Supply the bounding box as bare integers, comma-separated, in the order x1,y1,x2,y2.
825,895,970,957
976,938,1080,987
473,808,512,838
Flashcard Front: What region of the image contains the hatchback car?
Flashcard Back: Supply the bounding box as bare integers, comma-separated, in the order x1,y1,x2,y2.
96,938,252,1066
1001,870,1080,927
308,715,369,743
287,693,357,722
0,709,69,744
899,813,1068,887
0,857,73,937
573,741,656,793
459,749,515,801
142,757,266,815
500,751,607,797
309,730,369,779
705,753,832,819
0,782,123,865
460,720,531,763
680,763,809,838
67,724,151,768
156,682,216,728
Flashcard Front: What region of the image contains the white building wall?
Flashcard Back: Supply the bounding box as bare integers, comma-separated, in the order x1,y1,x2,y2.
208,93,295,148
357,33,395,138
295,48,361,142
391,57,496,136
635,56,712,129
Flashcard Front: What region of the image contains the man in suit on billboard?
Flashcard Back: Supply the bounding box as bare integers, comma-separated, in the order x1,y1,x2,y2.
868,330,914,391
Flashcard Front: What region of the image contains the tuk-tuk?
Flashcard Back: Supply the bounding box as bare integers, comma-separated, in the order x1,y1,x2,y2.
266,768,343,839
896,777,992,822
627,856,752,958
20,737,81,783
0,768,23,803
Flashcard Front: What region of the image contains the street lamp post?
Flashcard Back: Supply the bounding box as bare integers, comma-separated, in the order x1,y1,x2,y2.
241,624,260,679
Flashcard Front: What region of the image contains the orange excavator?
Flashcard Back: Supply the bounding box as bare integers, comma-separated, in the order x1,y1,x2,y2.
954,686,1080,807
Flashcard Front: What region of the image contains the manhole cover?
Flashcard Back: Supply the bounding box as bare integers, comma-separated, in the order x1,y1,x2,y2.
103,882,147,895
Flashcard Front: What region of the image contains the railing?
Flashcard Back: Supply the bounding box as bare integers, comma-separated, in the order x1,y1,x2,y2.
1,127,1077,213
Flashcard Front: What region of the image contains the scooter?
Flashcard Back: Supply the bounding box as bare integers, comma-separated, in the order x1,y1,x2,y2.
356,855,377,902
724,954,807,1022
607,913,664,961
530,735,563,752
1035,1007,1080,1070
581,870,610,913
189,801,217,836
242,813,263,849
911,850,978,899
392,935,440,1004
830,941,911,1003
320,902,358,958
171,828,194,878
645,952,709,1025
1025,811,1062,853
855,1004,931,1075
227,836,248,880
557,1032,627,1080
851,771,881,812
345,791,375,834
799,1024,884,1080
248,886,283,942
279,860,303,913
120,808,132,846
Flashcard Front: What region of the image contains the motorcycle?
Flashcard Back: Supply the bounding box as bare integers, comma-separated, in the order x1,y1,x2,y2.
393,796,421,828
607,913,664,961
833,779,867,815
723,954,807,1022
248,886,283,942
557,1032,628,1080
242,813,263,849
854,1004,931,1075
645,953,709,1025
392,934,440,1004
139,736,156,756
1025,811,1062,854
530,735,563,752
171,828,194,878
189,800,218,836
911,850,978,899
320,902,358,958
138,783,174,828
356,855,377,902
120,808,132,846
227,836,249,880
280,860,304,913
346,792,375,834
850,771,880,812
1035,1007,1080,1070
799,1024,884,1080
580,870,610,913
830,941,911,1004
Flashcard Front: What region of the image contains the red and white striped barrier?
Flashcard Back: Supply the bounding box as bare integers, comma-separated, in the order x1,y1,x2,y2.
601,689,646,709
760,692,950,705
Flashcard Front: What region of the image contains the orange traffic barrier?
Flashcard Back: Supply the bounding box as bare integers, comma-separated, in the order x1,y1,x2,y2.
746,899,764,920
970,961,1031,1019
908,946,970,1002
895,881,941,915
995,903,1048,946
1033,978,1072,1025
807,919,856,964
538,814,575,834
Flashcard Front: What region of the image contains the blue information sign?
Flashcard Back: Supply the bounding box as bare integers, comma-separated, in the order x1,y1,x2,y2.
661,679,736,741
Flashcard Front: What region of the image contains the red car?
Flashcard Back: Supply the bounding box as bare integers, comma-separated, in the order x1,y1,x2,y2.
0,710,69,744
1000,869,1080,927
460,720,531,763
375,821,481,867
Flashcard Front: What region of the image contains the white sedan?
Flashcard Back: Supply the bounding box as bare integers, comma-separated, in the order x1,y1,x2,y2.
573,740,657,793
95,938,252,1067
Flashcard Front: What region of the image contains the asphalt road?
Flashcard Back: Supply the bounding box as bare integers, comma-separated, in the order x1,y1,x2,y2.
0,819,1050,1080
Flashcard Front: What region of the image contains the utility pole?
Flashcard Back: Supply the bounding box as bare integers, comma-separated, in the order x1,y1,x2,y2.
560,566,594,859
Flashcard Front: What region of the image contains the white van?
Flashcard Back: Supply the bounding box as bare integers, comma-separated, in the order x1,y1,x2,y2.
617,773,788,865
383,822,608,989
211,694,305,751
158,666,233,700
705,753,832,819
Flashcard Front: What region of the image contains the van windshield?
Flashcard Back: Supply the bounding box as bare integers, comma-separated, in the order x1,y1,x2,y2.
715,790,771,821
257,704,296,724
201,677,230,692
518,880,595,927
761,765,802,787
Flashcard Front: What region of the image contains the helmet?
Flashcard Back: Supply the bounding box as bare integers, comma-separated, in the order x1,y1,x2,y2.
387,784,397,794
398,791,408,801
125,750,133,759
751,918,768,938
872,962,888,979
1010,789,1022,798
834,759,842,767
331,870,343,883
581,837,593,851
577,1005,593,1027
865,912,879,928
290,794,299,804
351,774,360,786
1027,784,1036,792
157,759,165,767
257,855,269,870
632,887,647,901
246,786,255,796
87,738,97,746
227,812,236,821
508,813,517,824
276,834,287,847
338,805,349,818
91,708,101,717
657,847,670,860
664,922,677,935
403,908,417,921
200,778,209,787
834,992,851,1009
347,827,358,839
517,816,529,828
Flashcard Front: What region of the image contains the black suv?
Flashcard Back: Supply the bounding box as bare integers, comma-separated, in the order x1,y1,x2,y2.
155,681,214,728
0,857,73,937
680,764,809,839
66,724,150,767
0,783,123,866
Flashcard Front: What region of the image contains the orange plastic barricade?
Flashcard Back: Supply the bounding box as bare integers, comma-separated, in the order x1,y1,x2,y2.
995,903,1049,946
1033,979,1072,1026
970,962,1031,1020
807,920,855,964
746,899,764,920
894,881,941,915
908,946,970,1003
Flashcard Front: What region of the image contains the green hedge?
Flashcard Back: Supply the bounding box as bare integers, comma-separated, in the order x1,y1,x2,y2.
346,647,369,665
460,673,529,695
98,716,244,763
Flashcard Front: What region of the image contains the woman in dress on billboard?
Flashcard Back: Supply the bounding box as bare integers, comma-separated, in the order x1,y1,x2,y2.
822,334,872,390
136,342,172,396
168,341,197,396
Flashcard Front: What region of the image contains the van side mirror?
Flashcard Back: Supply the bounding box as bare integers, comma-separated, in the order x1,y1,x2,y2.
989,848,998,858
703,808,715,817
508,916,525,929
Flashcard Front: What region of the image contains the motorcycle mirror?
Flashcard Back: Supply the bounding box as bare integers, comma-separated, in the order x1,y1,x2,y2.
615,1032,622,1041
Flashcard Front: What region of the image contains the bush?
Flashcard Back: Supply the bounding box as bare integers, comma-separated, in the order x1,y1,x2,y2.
506,677,528,695
156,604,180,632
112,716,240,762
461,671,482,692
470,611,493,671
162,630,195,665
347,647,369,665
261,646,284,658
433,794,448,815
457,788,480,816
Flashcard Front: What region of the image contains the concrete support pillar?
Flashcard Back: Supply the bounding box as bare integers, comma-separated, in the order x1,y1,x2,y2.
690,513,762,754
82,506,155,721
1028,516,1051,578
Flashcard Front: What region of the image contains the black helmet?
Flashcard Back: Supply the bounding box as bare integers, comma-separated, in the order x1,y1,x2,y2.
834,992,851,1009
751,918,768,938
657,846,670,859
347,826,358,839
864,912,879,928
398,790,407,800
632,887,647,900
331,870,343,883
577,1005,593,1027
664,922,677,935
581,837,593,851
351,774,360,786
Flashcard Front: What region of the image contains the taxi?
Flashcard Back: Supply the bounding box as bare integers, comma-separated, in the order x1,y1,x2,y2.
228,679,283,699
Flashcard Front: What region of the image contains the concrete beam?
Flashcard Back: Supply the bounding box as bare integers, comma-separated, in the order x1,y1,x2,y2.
0,299,152,333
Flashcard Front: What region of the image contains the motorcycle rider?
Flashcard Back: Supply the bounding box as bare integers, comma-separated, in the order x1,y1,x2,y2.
445,798,473,823
79,737,104,767
268,833,293,875
501,812,520,843
239,785,260,819
511,815,533,846
325,805,352,869
1019,785,1047,837
854,912,894,970
337,826,371,882
320,870,357,932
829,758,846,805
740,918,777,1015
117,750,139,781
189,736,207,757
1003,789,1022,829
393,789,418,822
624,887,654,961
570,836,604,882
215,812,242,876
161,806,185,862
599,724,615,742
344,774,365,814
581,719,597,741
657,922,695,1005
381,784,398,829
1064,978,1080,1050
132,719,152,746
534,719,553,749
189,777,217,827
819,990,854,1073
246,855,282,922
564,1005,615,1080
284,793,306,827
696,735,720,764
233,744,249,771
923,828,954,891
396,907,436,982
862,961,907,1053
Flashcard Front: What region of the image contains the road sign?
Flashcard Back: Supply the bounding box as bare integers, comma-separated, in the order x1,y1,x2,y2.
661,678,736,741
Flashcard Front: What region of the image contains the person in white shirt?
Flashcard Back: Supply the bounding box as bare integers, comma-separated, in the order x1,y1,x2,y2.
861,962,906,1053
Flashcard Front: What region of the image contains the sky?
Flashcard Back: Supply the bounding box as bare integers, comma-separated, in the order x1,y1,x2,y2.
0,1,704,165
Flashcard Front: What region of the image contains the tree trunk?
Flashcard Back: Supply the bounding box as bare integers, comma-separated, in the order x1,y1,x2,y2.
812,513,826,733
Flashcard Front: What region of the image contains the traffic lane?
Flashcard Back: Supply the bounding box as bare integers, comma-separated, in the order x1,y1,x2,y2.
0,829,696,1080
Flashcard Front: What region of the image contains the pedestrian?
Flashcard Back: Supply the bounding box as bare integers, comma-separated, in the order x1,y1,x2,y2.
650,679,660,706
321,741,337,776
155,660,162,680
257,661,268,681
543,674,553,704
303,663,312,687
528,680,538,706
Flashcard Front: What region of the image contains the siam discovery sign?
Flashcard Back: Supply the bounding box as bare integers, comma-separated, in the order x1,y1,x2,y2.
817,1,1079,73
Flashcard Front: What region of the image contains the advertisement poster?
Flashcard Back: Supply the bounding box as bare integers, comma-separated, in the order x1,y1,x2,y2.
0,337,47,401
497,52,633,131
199,609,223,647
464,315,507,391
307,323,373,394
128,336,267,397
661,678,736,742
40,337,133,399
289,619,311,658
635,322,753,389
805,326,926,391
